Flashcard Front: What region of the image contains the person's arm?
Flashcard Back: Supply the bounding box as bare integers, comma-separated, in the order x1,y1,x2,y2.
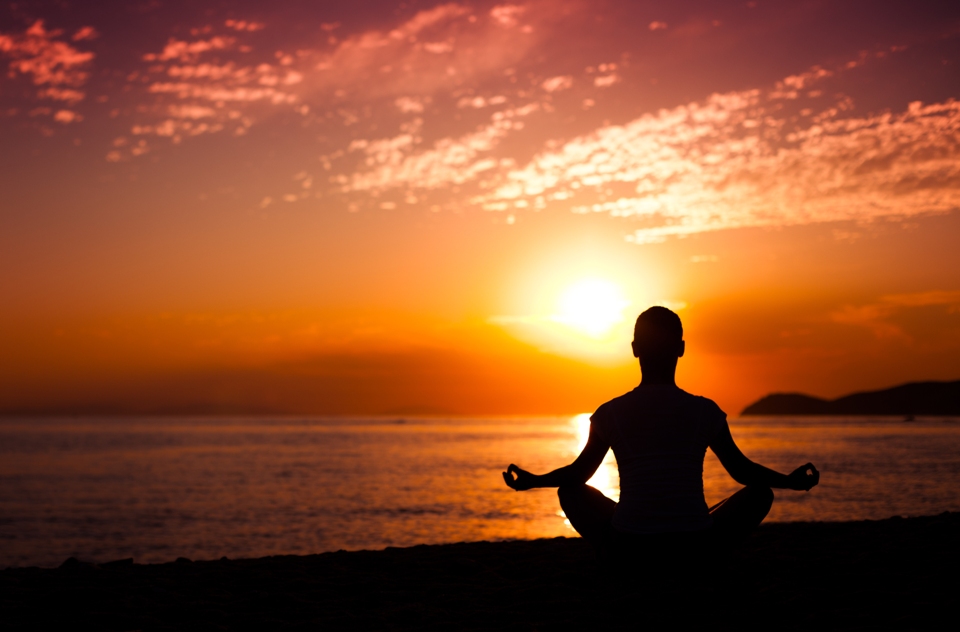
503,420,610,491
710,420,819,491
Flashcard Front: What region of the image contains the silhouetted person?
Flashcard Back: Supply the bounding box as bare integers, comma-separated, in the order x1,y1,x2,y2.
503,306,819,576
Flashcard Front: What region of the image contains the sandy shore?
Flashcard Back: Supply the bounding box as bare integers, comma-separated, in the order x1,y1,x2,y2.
2,512,957,630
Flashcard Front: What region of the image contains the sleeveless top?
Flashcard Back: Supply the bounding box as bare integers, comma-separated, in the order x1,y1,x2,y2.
590,384,726,534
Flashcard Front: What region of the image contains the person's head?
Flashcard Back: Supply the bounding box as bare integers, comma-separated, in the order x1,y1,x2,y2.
631,306,685,371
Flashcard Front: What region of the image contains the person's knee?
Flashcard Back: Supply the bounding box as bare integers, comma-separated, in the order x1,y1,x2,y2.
557,483,588,507
747,485,774,512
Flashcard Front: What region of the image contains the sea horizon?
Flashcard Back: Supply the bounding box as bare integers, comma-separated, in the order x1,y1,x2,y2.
3,414,959,569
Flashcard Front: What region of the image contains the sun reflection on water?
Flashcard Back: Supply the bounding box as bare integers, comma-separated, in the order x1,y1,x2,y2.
558,413,621,530
572,413,620,502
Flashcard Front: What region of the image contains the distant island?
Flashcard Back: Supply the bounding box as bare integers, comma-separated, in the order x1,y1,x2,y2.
741,380,960,416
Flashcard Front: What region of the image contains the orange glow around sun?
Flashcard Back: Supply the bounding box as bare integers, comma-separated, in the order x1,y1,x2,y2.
552,278,630,338
1,2,959,416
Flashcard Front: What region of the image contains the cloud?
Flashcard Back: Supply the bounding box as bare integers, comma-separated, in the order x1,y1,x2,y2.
117,2,565,158
593,73,619,88
341,103,539,195
541,75,572,93
87,0,960,240
0,20,95,112
72,26,99,42
37,86,85,103
769,66,833,100
394,96,427,113
224,20,265,32
113,24,303,156
300,2,556,103
142,35,236,62
456,95,506,108
231,25,956,229
53,109,80,123
466,61,960,242
490,5,526,28
831,291,960,340
881,290,960,308
831,303,906,339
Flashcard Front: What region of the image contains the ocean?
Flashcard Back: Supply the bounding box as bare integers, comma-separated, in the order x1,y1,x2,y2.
2,415,959,568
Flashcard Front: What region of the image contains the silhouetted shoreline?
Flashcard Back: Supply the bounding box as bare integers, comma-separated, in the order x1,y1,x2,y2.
3,512,957,630
741,380,960,415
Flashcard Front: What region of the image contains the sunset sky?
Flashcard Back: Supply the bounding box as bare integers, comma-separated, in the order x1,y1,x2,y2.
2,0,959,416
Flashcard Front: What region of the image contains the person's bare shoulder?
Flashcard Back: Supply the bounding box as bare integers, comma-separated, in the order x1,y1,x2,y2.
591,388,642,420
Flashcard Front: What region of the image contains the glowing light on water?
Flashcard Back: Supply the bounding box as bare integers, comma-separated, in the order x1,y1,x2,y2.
3,416,960,566
558,413,621,531
573,412,620,502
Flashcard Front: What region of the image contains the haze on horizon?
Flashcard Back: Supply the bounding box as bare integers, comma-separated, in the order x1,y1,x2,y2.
2,0,959,417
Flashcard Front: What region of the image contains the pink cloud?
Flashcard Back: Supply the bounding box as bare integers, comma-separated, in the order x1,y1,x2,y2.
769,66,833,100
490,5,526,28
301,2,559,102
0,20,95,113
53,109,80,123
37,87,85,103
394,96,427,113
224,20,265,32
120,1,577,160
341,103,539,195
72,26,99,42
147,82,297,104
593,73,619,88
118,26,303,153
143,36,235,62
541,75,572,92
438,54,960,243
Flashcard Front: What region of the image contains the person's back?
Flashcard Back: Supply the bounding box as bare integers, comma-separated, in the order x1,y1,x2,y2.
592,384,725,534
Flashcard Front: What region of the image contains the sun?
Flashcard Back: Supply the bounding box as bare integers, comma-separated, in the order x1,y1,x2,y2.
551,278,630,338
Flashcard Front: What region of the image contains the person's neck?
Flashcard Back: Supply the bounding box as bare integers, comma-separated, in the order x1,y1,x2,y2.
639,365,677,387
640,376,676,387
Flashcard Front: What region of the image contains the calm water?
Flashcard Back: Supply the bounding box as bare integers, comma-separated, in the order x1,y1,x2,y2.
1,415,959,568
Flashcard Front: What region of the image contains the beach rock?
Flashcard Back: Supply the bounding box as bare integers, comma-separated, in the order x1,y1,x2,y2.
742,379,960,415
101,558,134,569
58,557,97,572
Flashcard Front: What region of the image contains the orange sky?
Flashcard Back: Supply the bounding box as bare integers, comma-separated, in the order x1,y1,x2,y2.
2,0,959,416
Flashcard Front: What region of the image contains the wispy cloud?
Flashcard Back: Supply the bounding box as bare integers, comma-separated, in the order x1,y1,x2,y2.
142,35,236,63
108,24,305,158
112,2,565,160
340,102,539,197
299,2,554,102
224,20,265,33
0,20,95,121
291,31,959,237
12,1,955,243
541,75,572,93
467,58,960,242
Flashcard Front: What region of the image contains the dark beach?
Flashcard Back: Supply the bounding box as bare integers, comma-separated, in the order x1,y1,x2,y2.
3,512,957,630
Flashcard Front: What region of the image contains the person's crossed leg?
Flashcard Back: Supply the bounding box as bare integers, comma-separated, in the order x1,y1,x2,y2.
558,483,773,558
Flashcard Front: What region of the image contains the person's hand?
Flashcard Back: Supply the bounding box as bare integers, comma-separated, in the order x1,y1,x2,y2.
786,463,819,491
502,464,538,491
